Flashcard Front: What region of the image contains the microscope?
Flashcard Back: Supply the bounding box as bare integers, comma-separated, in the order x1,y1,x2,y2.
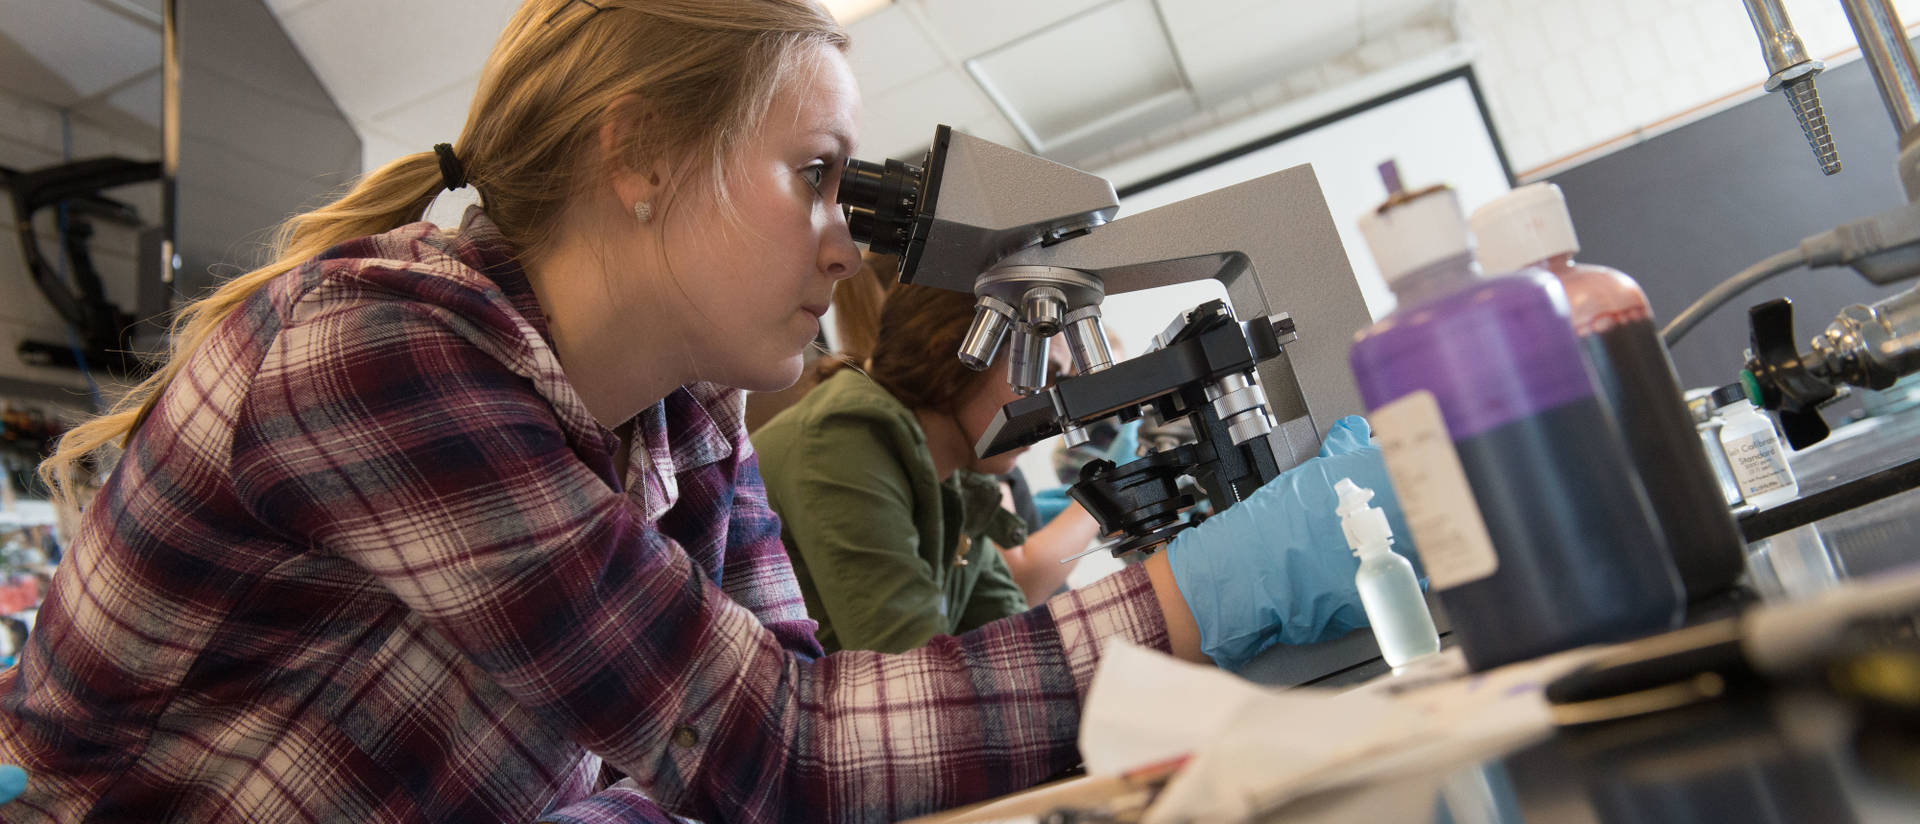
838,126,1374,554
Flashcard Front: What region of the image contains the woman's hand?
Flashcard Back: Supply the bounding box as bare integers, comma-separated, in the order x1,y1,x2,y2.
996,498,1103,606
1143,551,1205,662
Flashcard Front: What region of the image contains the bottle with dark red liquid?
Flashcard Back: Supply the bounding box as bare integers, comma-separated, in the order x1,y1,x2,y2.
1472,184,1745,603
1351,175,1681,672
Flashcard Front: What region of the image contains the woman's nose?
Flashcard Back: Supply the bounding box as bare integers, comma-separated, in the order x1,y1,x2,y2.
820,211,862,280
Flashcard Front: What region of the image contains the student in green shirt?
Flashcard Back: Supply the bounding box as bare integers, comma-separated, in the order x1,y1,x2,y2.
752,281,1109,653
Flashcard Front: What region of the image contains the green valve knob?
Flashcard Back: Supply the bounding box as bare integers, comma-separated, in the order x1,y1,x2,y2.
1739,369,1764,407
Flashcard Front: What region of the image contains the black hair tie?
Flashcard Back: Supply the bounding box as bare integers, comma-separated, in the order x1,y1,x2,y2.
433,143,468,191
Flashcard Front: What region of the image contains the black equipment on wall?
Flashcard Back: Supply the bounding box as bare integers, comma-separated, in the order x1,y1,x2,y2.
3,159,162,378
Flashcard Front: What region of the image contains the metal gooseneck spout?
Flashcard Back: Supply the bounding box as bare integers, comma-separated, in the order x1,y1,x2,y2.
1743,0,1842,174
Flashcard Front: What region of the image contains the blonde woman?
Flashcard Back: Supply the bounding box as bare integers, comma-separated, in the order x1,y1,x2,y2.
0,1,1392,821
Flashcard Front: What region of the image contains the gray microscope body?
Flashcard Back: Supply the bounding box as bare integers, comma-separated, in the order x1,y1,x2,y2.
841,125,1372,485
841,127,1395,685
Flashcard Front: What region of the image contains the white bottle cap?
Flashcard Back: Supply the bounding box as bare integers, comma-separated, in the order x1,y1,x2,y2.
1358,187,1473,285
1334,477,1394,557
1470,182,1581,275
1721,397,1765,421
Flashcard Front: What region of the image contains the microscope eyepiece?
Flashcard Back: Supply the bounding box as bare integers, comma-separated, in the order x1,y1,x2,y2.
840,156,923,256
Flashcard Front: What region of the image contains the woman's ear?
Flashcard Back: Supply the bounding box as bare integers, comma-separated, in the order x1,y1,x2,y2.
598,94,670,216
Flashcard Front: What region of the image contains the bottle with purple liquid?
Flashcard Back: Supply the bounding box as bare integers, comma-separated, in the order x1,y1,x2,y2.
1350,167,1682,672
1471,183,1746,603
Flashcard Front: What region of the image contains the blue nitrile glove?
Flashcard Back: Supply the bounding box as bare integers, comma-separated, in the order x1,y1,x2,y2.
1033,486,1074,527
0,765,26,804
1165,415,1416,670
1105,419,1141,466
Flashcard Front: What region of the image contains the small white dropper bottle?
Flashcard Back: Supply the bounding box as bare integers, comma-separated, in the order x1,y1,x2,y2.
1337,477,1440,669
1714,384,1799,509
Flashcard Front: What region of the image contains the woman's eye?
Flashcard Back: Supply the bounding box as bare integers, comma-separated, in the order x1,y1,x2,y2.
800,163,827,191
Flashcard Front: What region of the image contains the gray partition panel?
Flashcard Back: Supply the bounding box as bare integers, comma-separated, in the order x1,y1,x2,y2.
172,0,360,300
1547,45,1920,404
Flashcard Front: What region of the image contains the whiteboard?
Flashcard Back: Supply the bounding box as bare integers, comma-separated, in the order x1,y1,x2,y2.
1091,73,1515,360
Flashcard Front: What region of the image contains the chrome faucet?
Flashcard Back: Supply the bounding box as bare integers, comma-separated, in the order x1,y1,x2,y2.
1743,0,1920,195
1742,0,1841,174
1717,1,1920,448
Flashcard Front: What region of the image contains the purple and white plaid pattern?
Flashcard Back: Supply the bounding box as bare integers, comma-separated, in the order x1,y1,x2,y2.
0,211,1169,823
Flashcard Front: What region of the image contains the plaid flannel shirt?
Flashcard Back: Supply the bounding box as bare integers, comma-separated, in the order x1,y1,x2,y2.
0,210,1169,823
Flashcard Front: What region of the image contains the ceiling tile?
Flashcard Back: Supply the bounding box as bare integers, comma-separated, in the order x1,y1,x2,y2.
918,0,1111,58
114,0,164,17
0,31,86,108
365,75,481,149
275,0,519,122
357,128,419,175
951,114,1033,154
0,92,66,156
100,71,164,131
263,0,329,16
0,0,159,105
844,5,946,98
968,0,1187,146
1165,0,1362,103
858,68,998,160
1357,0,1443,34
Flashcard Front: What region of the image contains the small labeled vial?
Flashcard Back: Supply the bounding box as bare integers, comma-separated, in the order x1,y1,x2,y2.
1715,384,1797,509
1336,477,1440,669
1687,388,1744,507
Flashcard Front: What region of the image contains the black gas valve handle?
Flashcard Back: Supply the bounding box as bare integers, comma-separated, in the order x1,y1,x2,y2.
1745,298,1836,449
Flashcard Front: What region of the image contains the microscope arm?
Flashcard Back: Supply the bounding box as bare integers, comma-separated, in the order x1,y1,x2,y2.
995,164,1373,469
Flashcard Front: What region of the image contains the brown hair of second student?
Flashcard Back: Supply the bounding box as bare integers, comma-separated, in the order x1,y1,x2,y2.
859,280,997,415
825,252,896,367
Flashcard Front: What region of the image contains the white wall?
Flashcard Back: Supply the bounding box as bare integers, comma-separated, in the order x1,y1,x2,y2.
1103,75,1512,353
1463,0,1920,177
0,88,156,408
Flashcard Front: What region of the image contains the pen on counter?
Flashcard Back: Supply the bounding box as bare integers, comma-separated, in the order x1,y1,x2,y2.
1546,567,1920,724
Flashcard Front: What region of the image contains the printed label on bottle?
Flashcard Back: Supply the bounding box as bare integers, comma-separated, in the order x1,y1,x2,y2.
1726,432,1792,498
1700,430,1743,505
1371,390,1499,589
